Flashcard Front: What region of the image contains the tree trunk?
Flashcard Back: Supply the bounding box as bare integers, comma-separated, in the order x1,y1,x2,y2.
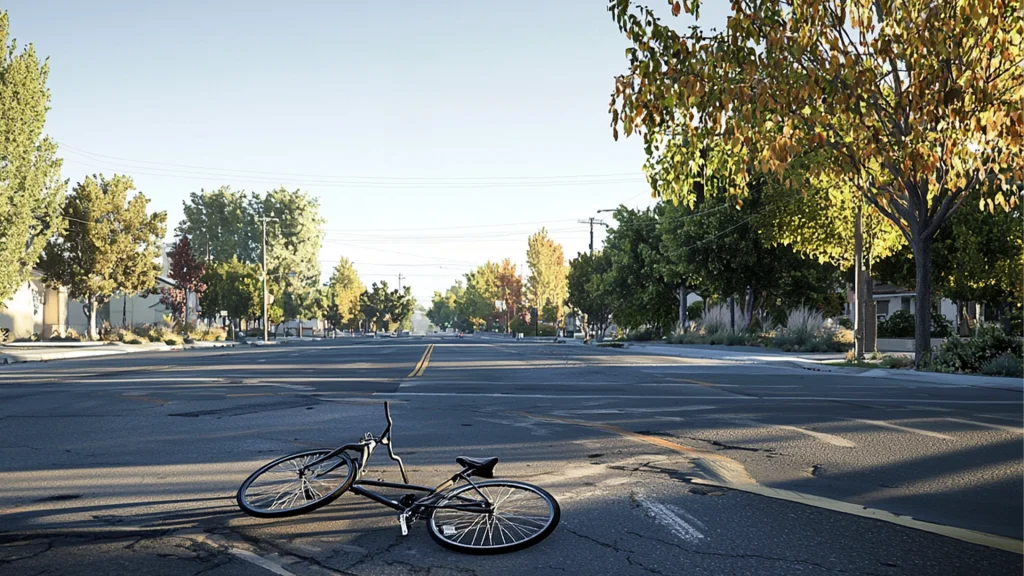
678,280,687,334
87,297,98,341
911,237,933,368
122,296,127,327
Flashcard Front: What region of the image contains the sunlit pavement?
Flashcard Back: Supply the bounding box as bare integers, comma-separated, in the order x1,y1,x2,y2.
0,337,1021,575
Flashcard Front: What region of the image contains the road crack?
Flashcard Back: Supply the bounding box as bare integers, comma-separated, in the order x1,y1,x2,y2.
624,530,892,576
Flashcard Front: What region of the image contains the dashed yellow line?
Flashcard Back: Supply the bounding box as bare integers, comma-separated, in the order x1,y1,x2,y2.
408,344,435,378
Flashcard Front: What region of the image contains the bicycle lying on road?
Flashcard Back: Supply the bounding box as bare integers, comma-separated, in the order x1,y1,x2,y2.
236,402,561,554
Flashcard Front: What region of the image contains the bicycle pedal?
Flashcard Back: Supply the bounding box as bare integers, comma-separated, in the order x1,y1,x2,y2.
399,514,409,536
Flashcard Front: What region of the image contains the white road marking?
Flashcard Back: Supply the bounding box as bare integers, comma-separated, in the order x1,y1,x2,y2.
943,417,1023,434
553,406,717,415
728,418,856,448
228,549,298,576
635,495,705,543
378,392,1021,404
844,418,955,440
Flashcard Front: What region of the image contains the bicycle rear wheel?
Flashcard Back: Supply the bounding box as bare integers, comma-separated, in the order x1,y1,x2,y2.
428,481,560,554
237,449,355,518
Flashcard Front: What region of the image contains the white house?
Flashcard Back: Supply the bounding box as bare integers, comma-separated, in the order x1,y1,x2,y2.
0,243,193,340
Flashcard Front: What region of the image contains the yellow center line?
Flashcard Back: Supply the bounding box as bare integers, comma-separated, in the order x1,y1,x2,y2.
407,344,434,378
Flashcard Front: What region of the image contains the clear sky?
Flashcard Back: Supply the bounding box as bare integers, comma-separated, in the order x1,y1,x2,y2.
5,1,721,303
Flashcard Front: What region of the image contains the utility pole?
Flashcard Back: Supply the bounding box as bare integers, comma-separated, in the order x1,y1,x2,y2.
397,273,405,290
854,202,865,359
262,214,280,344
577,218,606,255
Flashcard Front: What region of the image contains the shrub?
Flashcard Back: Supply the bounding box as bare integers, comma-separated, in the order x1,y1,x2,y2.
934,324,1023,374
773,307,824,349
845,349,857,362
626,327,663,341
0,327,8,343
98,322,120,342
163,333,184,346
980,353,1024,378
122,332,145,345
881,354,913,369
878,308,956,338
686,301,704,322
837,316,854,330
13,333,40,343
49,327,83,342
597,342,624,348
188,326,227,342
878,310,915,338
700,304,730,336
725,332,753,346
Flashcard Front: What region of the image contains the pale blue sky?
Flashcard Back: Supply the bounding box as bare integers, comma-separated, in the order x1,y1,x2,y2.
6,1,720,302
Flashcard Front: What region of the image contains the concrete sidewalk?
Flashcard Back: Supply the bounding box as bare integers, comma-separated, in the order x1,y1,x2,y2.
0,341,235,364
610,341,1022,392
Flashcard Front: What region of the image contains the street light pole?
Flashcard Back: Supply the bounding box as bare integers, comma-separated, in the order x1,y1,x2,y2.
262,215,280,344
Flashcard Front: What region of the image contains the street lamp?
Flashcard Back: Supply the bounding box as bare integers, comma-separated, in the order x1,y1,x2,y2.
262,215,280,343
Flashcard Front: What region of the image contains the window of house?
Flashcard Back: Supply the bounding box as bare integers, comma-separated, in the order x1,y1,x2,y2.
901,296,912,312
876,300,889,316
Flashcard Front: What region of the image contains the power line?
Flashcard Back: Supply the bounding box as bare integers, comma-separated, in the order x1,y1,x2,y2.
58,145,644,188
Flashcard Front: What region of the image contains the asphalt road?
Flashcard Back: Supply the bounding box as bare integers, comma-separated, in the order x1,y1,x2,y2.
0,336,1021,575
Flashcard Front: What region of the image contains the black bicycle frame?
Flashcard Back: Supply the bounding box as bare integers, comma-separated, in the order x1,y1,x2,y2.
307,402,493,516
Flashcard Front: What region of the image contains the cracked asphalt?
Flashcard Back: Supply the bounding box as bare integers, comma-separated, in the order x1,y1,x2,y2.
0,336,1021,575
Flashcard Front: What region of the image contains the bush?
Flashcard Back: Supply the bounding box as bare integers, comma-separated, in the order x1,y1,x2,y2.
934,324,1023,374
626,327,663,341
878,309,955,338
49,327,83,342
13,333,40,343
837,316,854,330
122,332,146,345
700,304,730,335
98,322,120,342
597,342,624,348
773,307,825,349
188,326,227,342
878,310,915,338
881,354,913,369
162,332,184,346
980,353,1024,378
686,301,704,323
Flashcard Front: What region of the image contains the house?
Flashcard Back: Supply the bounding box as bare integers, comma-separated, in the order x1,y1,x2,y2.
0,243,193,340
843,283,958,327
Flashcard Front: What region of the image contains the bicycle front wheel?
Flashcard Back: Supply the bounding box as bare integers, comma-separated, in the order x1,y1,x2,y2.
428,481,560,554
237,449,355,518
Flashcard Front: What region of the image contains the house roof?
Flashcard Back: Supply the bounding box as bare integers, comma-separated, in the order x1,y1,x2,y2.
873,283,914,296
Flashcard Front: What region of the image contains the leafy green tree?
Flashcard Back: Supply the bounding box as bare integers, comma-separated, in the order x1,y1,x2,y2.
526,229,568,327
567,251,613,340
610,0,1023,364
326,256,364,331
176,186,251,263
200,258,263,335
603,207,677,334
459,262,501,330
40,175,166,339
660,185,845,328
252,188,325,325
0,12,67,303
428,283,463,331
359,281,415,332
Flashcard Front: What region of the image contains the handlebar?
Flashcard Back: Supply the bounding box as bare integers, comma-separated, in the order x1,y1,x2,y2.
380,401,408,483
381,401,393,440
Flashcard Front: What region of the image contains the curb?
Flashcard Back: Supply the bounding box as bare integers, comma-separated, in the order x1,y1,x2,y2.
0,341,237,365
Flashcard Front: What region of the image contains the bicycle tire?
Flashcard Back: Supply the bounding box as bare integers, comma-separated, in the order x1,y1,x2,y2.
237,449,355,518
427,480,560,554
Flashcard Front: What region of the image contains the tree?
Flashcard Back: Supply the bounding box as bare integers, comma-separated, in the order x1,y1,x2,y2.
610,0,1024,365
567,251,613,340
0,12,67,303
252,188,325,326
660,184,845,328
161,235,206,326
359,281,415,333
603,206,677,334
526,229,568,328
428,283,463,331
325,257,364,331
460,262,502,331
40,175,166,339
176,186,252,263
496,259,524,332
200,258,263,335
